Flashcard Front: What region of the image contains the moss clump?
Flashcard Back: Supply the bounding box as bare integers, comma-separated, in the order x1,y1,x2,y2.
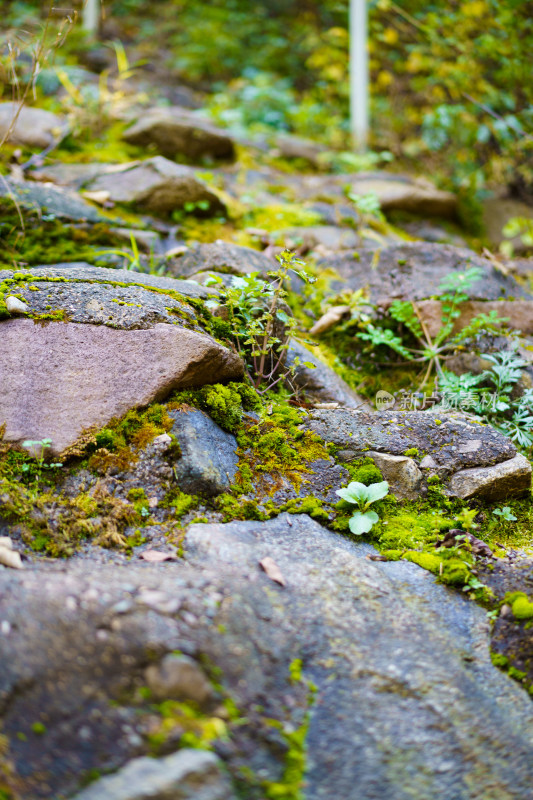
402,550,471,585
345,457,384,486
146,699,228,754
509,593,533,620
215,493,274,521
281,496,330,522
169,382,261,433
0,203,126,269
404,448,419,458
376,507,451,551
90,404,173,473
160,486,199,518
243,203,322,233
491,652,510,668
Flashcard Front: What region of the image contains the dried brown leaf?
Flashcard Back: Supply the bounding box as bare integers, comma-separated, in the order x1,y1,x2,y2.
259,556,286,586
140,549,178,563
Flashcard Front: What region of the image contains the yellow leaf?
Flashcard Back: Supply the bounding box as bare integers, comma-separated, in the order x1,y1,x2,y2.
377,70,393,89
462,0,487,17
383,27,399,45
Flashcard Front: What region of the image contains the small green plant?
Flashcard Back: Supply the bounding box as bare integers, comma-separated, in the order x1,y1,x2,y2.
335,480,389,535
358,266,508,389
438,349,533,450
454,508,479,531
21,437,62,490
493,506,518,522
208,249,316,393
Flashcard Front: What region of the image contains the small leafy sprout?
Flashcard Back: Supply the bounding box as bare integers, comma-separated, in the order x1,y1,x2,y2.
454,508,478,531
336,480,389,536
21,438,62,490
493,506,517,522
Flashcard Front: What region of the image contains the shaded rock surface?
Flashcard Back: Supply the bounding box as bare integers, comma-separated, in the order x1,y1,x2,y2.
168,241,273,279
1,516,532,799
0,319,242,455
0,178,106,222
71,749,236,800
316,241,530,305
0,102,67,149
304,408,531,499
0,264,209,330
285,339,366,409
169,407,239,496
123,106,236,161
84,157,226,216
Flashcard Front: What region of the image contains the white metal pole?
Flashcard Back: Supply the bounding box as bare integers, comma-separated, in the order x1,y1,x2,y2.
82,0,100,35
350,0,369,152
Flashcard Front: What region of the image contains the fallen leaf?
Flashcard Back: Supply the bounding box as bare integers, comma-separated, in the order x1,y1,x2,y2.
309,305,351,337
82,190,111,205
259,557,286,586
140,549,178,563
0,546,23,570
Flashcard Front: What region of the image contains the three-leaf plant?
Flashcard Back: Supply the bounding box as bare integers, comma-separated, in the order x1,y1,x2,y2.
336,481,389,535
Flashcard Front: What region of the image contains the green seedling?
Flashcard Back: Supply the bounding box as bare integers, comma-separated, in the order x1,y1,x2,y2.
493,506,517,522
336,480,389,535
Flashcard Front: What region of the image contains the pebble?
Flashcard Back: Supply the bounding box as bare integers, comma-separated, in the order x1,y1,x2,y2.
5,296,29,314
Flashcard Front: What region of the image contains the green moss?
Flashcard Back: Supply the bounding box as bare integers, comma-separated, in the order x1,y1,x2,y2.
160,486,199,518
491,652,510,668
169,382,260,433
510,593,533,620
404,448,419,458
244,203,322,233
146,700,228,753
344,457,383,486
0,203,126,269
214,493,273,521
281,496,330,522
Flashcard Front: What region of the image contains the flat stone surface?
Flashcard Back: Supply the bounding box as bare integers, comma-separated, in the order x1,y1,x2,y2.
346,170,458,217
170,408,239,495
273,224,359,252
0,264,209,330
316,242,530,305
0,102,67,149
123,106,236,161
0,319,243,455
0,178,106,222
304,408,518,477
71,749,236,800
1,515,533,799
448,453,532,500
168,241,273,279
285,339,366,409
85,156,226,217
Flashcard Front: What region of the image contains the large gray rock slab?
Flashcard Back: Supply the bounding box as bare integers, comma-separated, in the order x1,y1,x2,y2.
168,241,273,280
346,170,458,217
0,102,67,148
123,106,235,162
71,749,236,800
1,516,533,799
0,178,106,222
84,156,226,217
0,319,243,455
317,241,533,334
273,224,359,252
0,264,209,330
317,241,530,305
304,408,531,499
170,408,239,495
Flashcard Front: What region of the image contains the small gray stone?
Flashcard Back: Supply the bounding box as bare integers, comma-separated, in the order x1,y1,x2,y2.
0,102,67,148
85,156,226,217
448,453,532,500
168,241,273,280
366,451,423,500
0,178,106,222
5,296,28,314
170,408,238,496
123,106,235,162
71,749,236,800
145,654,214,705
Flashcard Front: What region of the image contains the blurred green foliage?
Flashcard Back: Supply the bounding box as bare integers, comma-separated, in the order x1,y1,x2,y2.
1,0,532,205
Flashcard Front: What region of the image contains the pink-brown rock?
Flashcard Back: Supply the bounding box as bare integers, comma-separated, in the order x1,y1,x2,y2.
0,319,243,456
